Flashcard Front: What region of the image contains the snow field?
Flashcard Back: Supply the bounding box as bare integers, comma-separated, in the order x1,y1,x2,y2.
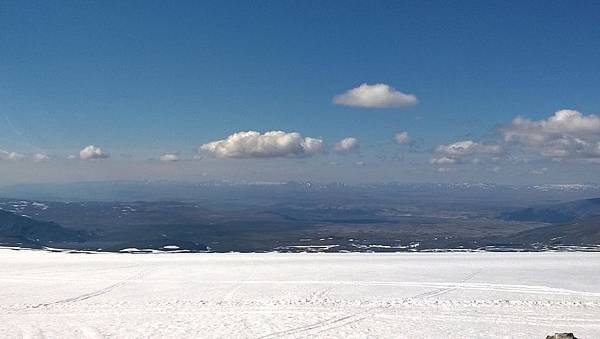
1,250,599,338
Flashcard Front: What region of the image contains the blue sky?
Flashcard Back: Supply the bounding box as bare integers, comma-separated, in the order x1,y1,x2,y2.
1,1,600,184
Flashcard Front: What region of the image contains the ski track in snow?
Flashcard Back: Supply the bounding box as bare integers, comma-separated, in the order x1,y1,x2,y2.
1,250,600,338
28,268,150,309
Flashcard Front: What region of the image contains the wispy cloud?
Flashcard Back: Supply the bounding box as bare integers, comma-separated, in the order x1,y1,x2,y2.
430,156,456,165
430,140,502,168
436,140,502,157
394,131,411,144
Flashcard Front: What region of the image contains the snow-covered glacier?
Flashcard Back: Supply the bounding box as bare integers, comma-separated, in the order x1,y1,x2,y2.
1,249,599,338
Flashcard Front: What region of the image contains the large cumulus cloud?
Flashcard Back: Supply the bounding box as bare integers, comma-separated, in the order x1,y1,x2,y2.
200,131,324,158
502,109,600,160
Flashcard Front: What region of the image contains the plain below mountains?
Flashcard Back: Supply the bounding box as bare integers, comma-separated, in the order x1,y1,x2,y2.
0,195,599,252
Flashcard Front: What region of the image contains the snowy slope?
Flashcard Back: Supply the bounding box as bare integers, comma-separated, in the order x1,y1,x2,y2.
1,250,599,338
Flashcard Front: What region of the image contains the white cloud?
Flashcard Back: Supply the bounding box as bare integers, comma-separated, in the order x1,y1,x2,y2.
333,83,418,108
0,149,25,161
436,140,502,157
431,140,502,167
200,131,324,158
437,167,454,172
1,150,50,162
333,137,360,154
9,152,25,161
32,153,50,162
430,156,456,165
301,137,324,155
159,153,180,162
394,131,411,144
503,109,600,160
530,167,548,175
355,160,366,166
79,145,109,160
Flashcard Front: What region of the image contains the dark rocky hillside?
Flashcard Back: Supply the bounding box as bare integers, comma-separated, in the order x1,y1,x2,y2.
0,210,87,247
500,216,600,248
500,198,600,223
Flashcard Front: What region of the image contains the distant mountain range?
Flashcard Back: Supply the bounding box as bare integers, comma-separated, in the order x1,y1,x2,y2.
1,181,600,203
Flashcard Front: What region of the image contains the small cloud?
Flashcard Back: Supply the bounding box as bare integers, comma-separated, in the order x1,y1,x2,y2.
530,167,548,175
159,153,180,162
333,137,360,154
333,83,418,108
200,131,324,158
437,167,454,172
431,140,502,168
436,140,502,157
9,152,25,161
430,156,456,165
32,153,50,162
79,145,109,160
355,160,366,166
394,131,411,145
0,149,25,161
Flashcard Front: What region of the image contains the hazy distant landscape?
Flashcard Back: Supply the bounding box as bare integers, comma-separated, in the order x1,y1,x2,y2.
2,181,599,253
